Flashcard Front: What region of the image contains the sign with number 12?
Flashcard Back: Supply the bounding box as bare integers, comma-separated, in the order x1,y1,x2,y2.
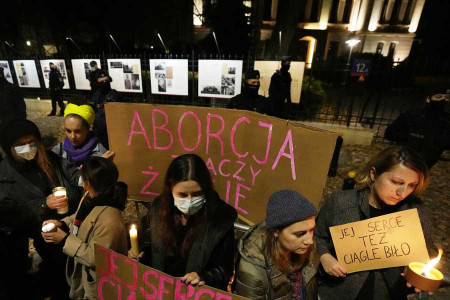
351,59,371,77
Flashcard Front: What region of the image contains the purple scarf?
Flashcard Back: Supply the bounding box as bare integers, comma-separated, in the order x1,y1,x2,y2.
63,135,97,166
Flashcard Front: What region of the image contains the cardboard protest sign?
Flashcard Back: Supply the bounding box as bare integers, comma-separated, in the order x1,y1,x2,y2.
329,208,429,274
254,61,305,104
95,245,250,300
105,103,336,224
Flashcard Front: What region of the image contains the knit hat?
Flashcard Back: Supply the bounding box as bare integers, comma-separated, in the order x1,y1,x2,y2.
245,69,260,80
266,189,318,229
64,103,95,127
0,119,41,156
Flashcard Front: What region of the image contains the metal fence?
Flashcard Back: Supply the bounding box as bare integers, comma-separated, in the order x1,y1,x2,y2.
2,53,448,143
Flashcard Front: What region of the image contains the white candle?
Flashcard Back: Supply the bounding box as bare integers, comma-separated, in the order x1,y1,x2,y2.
130,224,139,257
53,187,68,214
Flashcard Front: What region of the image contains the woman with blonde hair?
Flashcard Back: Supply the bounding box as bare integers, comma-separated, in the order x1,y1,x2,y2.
314,145,433,300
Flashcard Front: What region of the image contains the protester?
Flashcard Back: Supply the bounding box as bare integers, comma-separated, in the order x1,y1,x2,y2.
52,103,114,167
48,62,65,116
0,119,82,299
89,61,112,105
42,157,128,300
268,56,292,118
235,189,319,299
314,145,433,300
384,89,450,168
227,69,267,113
129,154,237,290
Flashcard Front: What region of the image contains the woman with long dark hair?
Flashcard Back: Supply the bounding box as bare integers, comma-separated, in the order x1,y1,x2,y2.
314,146,433,300
42,157,128,300
130,154,237,290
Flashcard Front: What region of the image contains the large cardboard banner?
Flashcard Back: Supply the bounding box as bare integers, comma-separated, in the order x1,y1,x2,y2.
13,60,41,88
0,60,14,84
107,59,143,93
105,103,336,224
95,245,249,300
40,59,71,89
71,59,102,90
149,59,189,96
198,60,243,99
329,209,430,274
254,61,305,104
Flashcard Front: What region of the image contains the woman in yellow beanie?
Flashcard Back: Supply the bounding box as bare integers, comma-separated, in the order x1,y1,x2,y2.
52,103,114,167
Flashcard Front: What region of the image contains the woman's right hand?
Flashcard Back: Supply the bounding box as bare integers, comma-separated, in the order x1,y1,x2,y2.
42,219,63,228
127,250,144,261
320,253,347,277
46,194,68,210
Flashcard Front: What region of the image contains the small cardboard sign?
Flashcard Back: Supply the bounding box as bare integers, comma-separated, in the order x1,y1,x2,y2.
329,208,429,273
95,245,250,300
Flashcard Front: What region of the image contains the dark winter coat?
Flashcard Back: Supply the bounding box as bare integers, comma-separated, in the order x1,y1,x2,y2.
89,68,112,98
49,68,64,92
0,78,26,131
235,222,319,300
140,194,237,291
227,92,268,114
314,188,433,300
269,70,292,103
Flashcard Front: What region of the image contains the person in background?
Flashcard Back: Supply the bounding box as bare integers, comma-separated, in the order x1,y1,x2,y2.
227,69,267,113
385,88,450,168
129,154,237,290
314,146,433,300
42,157,128,300
268,56,292,118
47,62,65,116
89,61,112,105
235,189,319,300
0,119,82,299
52,103,114,167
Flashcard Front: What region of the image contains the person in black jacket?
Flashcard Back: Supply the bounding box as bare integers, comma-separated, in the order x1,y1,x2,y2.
89,60,112,104
128,154,237,291
47,62,65,116
226,69,267,114
0,119,82,299
384,89,450,168
268,56,292,118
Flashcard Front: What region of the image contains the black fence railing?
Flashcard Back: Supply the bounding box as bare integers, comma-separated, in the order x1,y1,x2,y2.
2,53,448,143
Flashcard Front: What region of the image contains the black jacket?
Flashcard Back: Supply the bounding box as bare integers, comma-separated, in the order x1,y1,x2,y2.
49,68,64,91
0,78,26,130
141,193,237,290
314,188,433,300
89,68,112,95
269,70,292,103
227,92,268,114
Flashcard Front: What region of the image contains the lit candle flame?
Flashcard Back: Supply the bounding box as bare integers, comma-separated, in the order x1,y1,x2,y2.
131,224,136,231
421,249,443,276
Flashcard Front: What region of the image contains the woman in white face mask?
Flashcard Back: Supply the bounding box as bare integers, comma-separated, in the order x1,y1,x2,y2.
128,153,237,291
0,119,82,299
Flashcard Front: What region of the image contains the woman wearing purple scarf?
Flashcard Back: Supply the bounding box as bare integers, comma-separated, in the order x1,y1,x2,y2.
53,104,114,167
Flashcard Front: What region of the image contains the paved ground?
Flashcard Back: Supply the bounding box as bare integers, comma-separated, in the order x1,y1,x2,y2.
26,99,449,298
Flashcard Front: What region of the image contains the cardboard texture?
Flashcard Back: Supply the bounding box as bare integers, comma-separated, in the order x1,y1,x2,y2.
329,208,430,274
105,103,336,224
95,245,250,300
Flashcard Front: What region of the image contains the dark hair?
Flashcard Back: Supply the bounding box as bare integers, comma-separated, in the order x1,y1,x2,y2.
152,154,213,257
80,157,127,210
359,145,429,195
64,113,90,129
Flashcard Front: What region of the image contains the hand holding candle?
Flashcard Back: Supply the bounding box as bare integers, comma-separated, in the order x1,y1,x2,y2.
52,187,68,214
404,249,444,292
129,224,139,257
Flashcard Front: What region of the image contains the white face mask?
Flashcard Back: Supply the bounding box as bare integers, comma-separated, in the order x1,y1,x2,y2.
14,143,38,160
90,67,96,72
174,195,206,215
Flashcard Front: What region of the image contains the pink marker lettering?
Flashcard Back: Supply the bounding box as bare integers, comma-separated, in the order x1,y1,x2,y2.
215,293,233,300
235,183,250,215
140,167,160,196
110,251,122,284
97,247,111,276
98,277,115,300
126,291,137,300
206,158,217,175
272,129,296,180
225,180,231,204
140,270,158,299
178,112,201,151
128,110,152,149
230,117,250,158
252,122,272,164
123,258,138,290
152,109,174,151
194,288,215,300
232,161,246,182
158,275,174,300
206,113,225,156
174,280,195,300
218,159,231,177
249,165,262,186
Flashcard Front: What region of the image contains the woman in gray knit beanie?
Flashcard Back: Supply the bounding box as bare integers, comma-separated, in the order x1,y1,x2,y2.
235,189,319,300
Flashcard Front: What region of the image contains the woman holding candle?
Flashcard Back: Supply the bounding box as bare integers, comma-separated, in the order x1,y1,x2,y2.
129,154,237,290
314,145,433,300
235,189,319,300
52,103,114,167
42,157,128,300
0,119,82,299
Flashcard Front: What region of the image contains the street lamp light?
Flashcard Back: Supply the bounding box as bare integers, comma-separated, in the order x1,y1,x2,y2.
66,36,83,53
26,40,31,46
345,39,360,69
